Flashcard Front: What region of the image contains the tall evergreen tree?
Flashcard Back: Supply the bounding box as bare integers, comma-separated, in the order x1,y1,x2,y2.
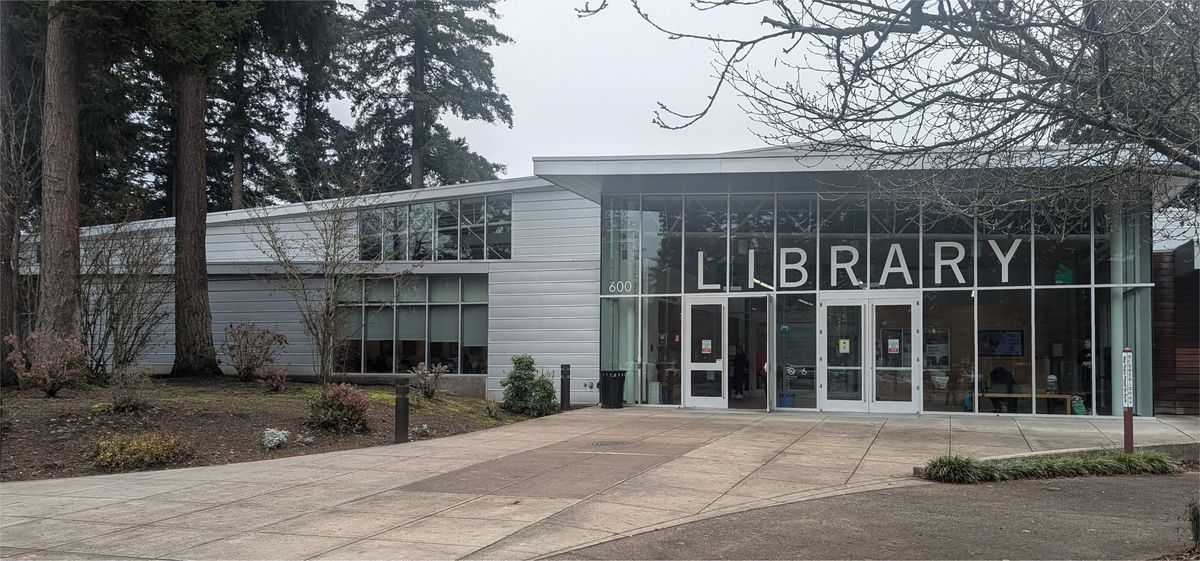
37,0,81,342
144,0,255,377
353,0,511,190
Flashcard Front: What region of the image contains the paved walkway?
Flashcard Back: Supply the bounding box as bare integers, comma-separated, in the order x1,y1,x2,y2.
555,472,1200,560
1,409,1197,560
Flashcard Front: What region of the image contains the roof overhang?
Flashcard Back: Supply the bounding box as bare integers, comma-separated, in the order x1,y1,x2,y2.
533,147,876,202
532,145,1156,202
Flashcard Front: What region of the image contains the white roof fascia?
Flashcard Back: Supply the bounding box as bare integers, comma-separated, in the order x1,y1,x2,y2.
77,175,553,238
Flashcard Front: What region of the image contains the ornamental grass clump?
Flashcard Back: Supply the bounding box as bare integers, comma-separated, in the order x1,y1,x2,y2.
923,454,992,484
923,450,1179,483
308,383,372,433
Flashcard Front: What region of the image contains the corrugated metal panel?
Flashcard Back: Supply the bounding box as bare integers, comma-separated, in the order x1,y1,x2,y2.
486,258,600,404
140,277,318,375
511,188,599,262
130,183,604,404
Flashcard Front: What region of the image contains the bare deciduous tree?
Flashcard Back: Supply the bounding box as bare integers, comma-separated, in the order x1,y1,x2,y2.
0,2,41,387
586,0,1199,239
245,168,418,387
79,222,172,383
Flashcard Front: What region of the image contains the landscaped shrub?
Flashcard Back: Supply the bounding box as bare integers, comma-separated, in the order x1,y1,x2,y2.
262,428,290,450
93,432,188,469
4,332,87,397
922,454,991,483
109,368,152,413
221,323,288,383
263,366,289,392
500,354,557,417
923,450,1180,483
410,361,449,399
308,383,372,432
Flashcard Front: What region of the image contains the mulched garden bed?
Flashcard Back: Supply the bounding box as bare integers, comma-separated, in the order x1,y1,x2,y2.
0,377,529,482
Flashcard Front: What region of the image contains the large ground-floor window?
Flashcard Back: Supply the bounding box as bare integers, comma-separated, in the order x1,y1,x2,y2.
600,283,1152,414
337,274,487,375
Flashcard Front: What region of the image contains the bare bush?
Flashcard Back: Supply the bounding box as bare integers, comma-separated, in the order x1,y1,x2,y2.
109,367,152,413
263,365,289,392
221,322,288,383
410,361,449,399
3,332,87,397
79,222,171,385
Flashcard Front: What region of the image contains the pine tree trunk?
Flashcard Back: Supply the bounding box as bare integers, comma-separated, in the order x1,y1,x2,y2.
409,31,426,190
230,35,247,210
170,69,219,377
37,0,81,342
231,148,244,210
0,0,17,386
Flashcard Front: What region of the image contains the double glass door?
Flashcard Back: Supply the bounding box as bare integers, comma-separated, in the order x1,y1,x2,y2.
683,296,773,410
818,293,921,413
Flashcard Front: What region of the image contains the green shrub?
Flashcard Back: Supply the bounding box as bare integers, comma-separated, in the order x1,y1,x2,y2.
93,432,188,469
923,450,1179,483
308,383,372,432
500,354,557,417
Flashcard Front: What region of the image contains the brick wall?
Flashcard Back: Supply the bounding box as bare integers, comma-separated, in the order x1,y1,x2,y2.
1152,251,1200,415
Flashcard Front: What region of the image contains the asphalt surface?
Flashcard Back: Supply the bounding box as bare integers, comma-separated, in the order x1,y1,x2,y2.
556,473,1200,560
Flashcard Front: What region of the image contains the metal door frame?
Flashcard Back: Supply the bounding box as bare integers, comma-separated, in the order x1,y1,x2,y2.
683,295,729,408
817,291,922,413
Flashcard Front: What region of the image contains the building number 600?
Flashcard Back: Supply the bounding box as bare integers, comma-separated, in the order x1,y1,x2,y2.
608,281,634,294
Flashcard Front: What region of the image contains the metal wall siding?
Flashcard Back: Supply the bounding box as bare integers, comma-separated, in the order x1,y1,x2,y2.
139,277,318,375
511,188,600,261
486,188,601,402
111,183,604,404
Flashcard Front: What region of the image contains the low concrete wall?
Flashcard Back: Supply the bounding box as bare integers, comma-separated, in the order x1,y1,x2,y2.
209,372,488,398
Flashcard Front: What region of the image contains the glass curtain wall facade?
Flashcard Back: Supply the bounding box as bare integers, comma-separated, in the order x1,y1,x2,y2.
337,274,488,375
599,191,1152,414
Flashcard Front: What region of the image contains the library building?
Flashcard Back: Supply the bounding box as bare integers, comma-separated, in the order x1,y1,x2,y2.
122,146,1198,416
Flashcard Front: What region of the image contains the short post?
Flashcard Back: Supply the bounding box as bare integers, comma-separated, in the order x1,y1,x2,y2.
560,364,571,412
1122,347,1134,454
395,377,410,444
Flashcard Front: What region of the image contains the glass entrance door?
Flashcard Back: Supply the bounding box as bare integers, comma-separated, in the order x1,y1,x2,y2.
683,297,727,408
818,293,921,413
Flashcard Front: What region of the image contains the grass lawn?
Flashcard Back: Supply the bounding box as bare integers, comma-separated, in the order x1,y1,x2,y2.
0,377,529,482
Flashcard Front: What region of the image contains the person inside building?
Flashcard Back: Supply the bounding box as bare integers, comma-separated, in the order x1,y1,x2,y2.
732,346,749,399
1077,338,1093,414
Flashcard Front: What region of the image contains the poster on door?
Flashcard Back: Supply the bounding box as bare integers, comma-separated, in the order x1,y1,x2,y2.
701,339,712,354
888,338,900,354
837,338,851,354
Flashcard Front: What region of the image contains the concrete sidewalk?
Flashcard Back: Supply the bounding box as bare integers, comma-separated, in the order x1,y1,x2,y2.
556,472,1200,560
1,409,1197,560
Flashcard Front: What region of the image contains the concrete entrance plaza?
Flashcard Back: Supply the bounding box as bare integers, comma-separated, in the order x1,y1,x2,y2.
2,409,1197,560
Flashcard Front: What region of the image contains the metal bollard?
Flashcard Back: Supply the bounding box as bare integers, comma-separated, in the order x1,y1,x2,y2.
395,377,410,444
560,364,571,412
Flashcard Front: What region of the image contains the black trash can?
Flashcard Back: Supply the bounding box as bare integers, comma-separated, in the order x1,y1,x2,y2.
599,370,626,409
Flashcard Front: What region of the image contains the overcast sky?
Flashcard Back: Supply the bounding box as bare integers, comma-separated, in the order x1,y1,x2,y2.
331,1,774,178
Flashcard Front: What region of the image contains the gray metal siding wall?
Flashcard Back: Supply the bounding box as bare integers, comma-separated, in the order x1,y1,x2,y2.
141,277,317,375
135,184,603,403
487,188,601,403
